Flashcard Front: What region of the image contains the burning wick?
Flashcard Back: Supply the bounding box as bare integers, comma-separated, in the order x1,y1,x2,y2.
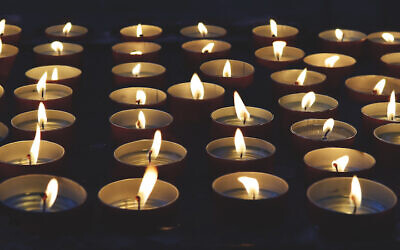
135,195,141,211
26,154,32,166
322,130,329,140
332,162,339,174
41,121,45,130
42,193,48,212
148,150,152,163
350,195,357,214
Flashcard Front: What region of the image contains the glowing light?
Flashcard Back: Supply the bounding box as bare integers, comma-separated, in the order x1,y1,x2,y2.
201,42,214,53
234,128,246,159
135,165,158,208
335,28,344,41
272,41,286,61
38,102,47,129
44,178,58,209
322,118,335,139
331,155,349,172
382,32,395,42
136,24,143,37
136,111,146,129
51,68,58,81
51,41,63,54
130,50,143,55
295,68,307,85
136,90,146,105
387,90,396,120
301,91,316,110
190,73,204,100
237,176,259,200
0,19,5,36
197,22,208,36
131,63,141,77
29,124,41,165
63,22,72,35
269,19,278,37
324,55,340,67
234,91,250,124
36,72,47,99
349,175,362,213
148,130,162,162
222,60,232,77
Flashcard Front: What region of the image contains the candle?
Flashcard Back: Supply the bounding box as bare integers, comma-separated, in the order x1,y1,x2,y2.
318,29,367,58
110,108,174,145
33,41,84,66
0,19,22,45
0,38,19,82
112,42,162,64
45,22,88,41
199,59,254,89
252,19,299,48
380,52,400,79
167,73,225,125
109,87,167,110
182,39,231,68
373,123,400,169
180,22,227,39
0,122,8,145
367,31,400,59
25,65,82,90
206,128,276,176
120,24,162,41
112,62,166,88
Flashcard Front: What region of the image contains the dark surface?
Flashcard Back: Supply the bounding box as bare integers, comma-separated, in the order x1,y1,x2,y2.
1,1,400,249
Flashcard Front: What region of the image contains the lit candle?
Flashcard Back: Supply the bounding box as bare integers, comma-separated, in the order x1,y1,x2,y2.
0,38,19,82
120,24,162,41
109,87,167,110
252,18,299,48
367,31,400,59
180,22,227,39
33,41,84,66
112,41,162,64
25,65,82,90
45,22,88,41
182,39,231,68
318,28,367,58
112,62,166,88
0,19,22,45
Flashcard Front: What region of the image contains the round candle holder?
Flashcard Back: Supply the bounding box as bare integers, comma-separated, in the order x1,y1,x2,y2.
206,136,276,177
270,69,327,97
14,83,73,112
367,31,400,60
304,147,375,185
110,108,173,146
252,24,298,48
0,174,87,232
0,23,22,45
180,24,226,39
0,43,19,83
380,52,400,79
0,140,65,178
290,119,357,156
345,75,400,104
11,109,76,147
98,178,179,230
120,25,162,42
33,42,83,66
199,59,254,89
112,62,166,88
361,102,400,134
211,106,274,139
182,39,231,68
25,65,82,90
109,87,167,110
373,123,400,170
113,140,187,182
318,29,366,58
0,122,9,145
307,177,397,237
212,172,288,225
112,42,161,64
254,46,305,71
45,24,88,41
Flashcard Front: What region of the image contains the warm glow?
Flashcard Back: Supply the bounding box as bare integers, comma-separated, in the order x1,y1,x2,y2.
136,24,143,37
51,41,63,53
295,68,307,85
136,90,146,105
136,165,158,207
324,55,340,67
51,67,58,81
237,176,259,200
136,111,146,129
234,91,250,124
272,41,286,61
234,128,246,158
269,19,278,37
190,73,204,100
44,178,58,209
38,102,47,128
0,19,5,35
36,72,47,98
129,50,143,55
373,79,386,95
349,175,362,211
197,22,208,36
131,63,141,77
301,91,316,110
335,28,344,41
222,60,232,77
322,118,335,137
0,39,2,55
382,32,395,42
63,22,72,35
149,130,162,161
30,124,41,165
331,155,349,172
387,90,396,120
201,42,214,53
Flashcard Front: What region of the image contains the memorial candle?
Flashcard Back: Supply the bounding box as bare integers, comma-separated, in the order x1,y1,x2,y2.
0,38,19,82
45,22,88,41
0,19,21,45
252,19,299,47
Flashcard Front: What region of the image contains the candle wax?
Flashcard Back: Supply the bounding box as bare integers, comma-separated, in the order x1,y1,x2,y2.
283,102,333,112
223,188,279,200
317,196,385,215
120,71,158,78
317,165,361,172
210,146,270,160
370,37,400,44
378,132,400,144
18,89,68,100
369,115,400,122
110,197,167,210
120,124,158,129
216,115,268,126
120,150,182,166
9,158,52,166
41,49,79,56
17,119,71,131
294,124,353,140
4,192,77,212
49,31,83,37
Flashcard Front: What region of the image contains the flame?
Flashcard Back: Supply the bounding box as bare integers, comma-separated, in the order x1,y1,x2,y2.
323,118,335,137
222,60,232,77
0,19,5,36
136,24,143,37
131,63,141,77
234,91,250,124
136,90,146,105
51,68,58,81
324,55,340,67
51,41,63,53
149,130,162,161
130,50,143,55
136,111,146,129
38,102,47,129
335,28,344,41
234,128,246,158
332,155,349,172
382,32,395,42
269,19,278,37
63,22,72,35
296,68,307,85
0,38,2,55
349,175,362,212
237,176,259,200
373,79,386,95
36,72,47,98
272,41,286,61
30,124,41,165
136,165,158,207
44,178,58,209
301,91,316,110
201,42,214,53
387,90,396,120
190,73,204,100
197,22,208,36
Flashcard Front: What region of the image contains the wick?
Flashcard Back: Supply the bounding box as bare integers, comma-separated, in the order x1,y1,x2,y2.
322,130,330,140
303,106,307,111
350,195,357,214
333,163,339,174
294,81,300,85
27,154,32,166
243,117,247,125
135,195,141,211
42,193,48,213
41,122,45,130
148,150,153,163
136,99,141,105
136,120,141,128
272,34,276,38
372,89,378,95
240,153,243,159
204,50,209,54
41,89,44,99
57,50,61,56
139,34,143,37
252,193,255,200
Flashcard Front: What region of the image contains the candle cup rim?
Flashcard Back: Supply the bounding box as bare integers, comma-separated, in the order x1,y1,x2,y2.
0,84,4,99
120,24,163,38
200,59,254,79
255,46,305,62
278,93,338,112
112,41,162,55
14,83,73,101
367,31,400,44
2,24,22,36
303,53,356,68
109,87,167,107
180,24,227,38
167,82,225,101
211,106,274,127
181,39,231,53
25,65,82,81
345,75,400,97
252,24,299,38
0,122,9,143
270,69,327,86
361,102,400,122
0,43,19,57
380,52,400,65
45,24,88,37
318,29,367,42
373,123,400,146
111,62,166,78
33,42,84,55
109,108,173,130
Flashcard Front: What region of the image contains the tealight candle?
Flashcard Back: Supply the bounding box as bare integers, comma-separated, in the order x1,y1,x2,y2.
45,22,88,41
33,41,83,66
199,59,254,89
290,118,357,155
278,92,338,130
206,129,276,176
270,68,327,97
212,171,288,225
252,19,299,48
367,31,400,59
380,52,400,79
0,38,19,82
180,22,227,39
112,42,162,64
109,87,167,110
120,24,162,41
167,73,225,125
211,91,274,139
304,147,375,185
254,41,305,71
0,122,9,145
0,19,22,45
182,39,231,68
110,108,173,146
307,176,397,236
25,65,82,90
373,123,400,169
345,75,400,104
112,62,166,88
318,29,367,58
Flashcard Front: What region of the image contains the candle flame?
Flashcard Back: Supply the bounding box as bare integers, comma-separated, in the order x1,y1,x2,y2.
136,111,146,129
37,72,47,98
322,118,335,137
201,42,214,53
324,55,340,67
44,178,58,209
349,175,362,212
234,91,250,124
129,50,143,55
237,176,259,200
38,102,47,129
136,24,143,37
197,22,208,36
190,73,204,100
301,91,316,110
387,90,396,120
335,28,344,41
222,60,232,77
269,19,278,37
30,124,41,165
63,22,72,35
382,32,395,42
373,79,386,95
51,67,58,81
51,41,63,53
136,90,146,105
0,19,5,36
332,155,349,172
0,38,2,55
149,130,162,161
136,165,158,207
273,41,286,61
295,68,307,86
234,128,246,158
131,63,141,77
